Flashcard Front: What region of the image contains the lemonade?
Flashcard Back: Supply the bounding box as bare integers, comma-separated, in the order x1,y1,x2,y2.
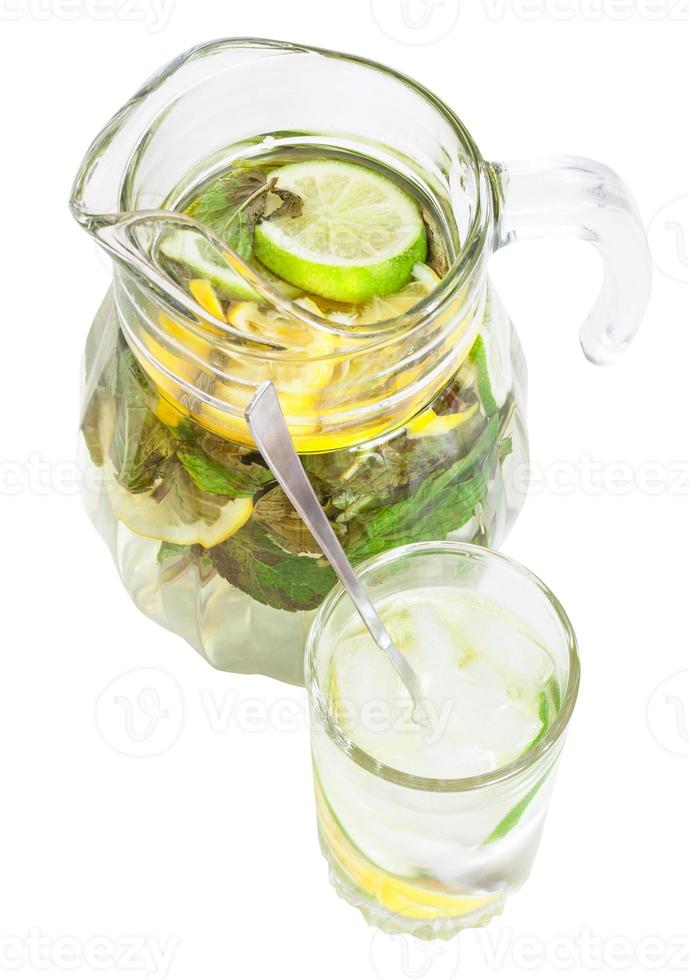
325,588,559,779
306,543,579,938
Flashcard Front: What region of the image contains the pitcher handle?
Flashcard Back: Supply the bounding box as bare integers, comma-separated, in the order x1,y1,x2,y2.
491,156,652,366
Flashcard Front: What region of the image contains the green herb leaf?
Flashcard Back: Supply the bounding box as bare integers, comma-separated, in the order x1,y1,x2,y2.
305,442,415,515
209,419,495,610
403,413,500,483
305,395,500,528
346,468,488,562
157,541,189,564
266,187,304,221
487,677,561,842
156,541,218,586
187,169,271,259
482,766,553,845
151,457,229,526
422,207,448,278
253,486,322,556
209,522,337,612
469,335,498,417
497,436,513,464
527,691,551,753
109,348,176,494
173,418,198,444
81,390,106,468
80,336,119,468
177,445,272,498
525,676,561,753
187,167,307,264
550,675,562,713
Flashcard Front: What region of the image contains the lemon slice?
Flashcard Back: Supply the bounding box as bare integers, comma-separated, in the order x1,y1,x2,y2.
105,476,253,548
154,395,187,428
254,161,427,302
188,278,225,320
406,402,479,439
97,400,251,548
315,780,500,921
226,297,337,409
356,262,440,324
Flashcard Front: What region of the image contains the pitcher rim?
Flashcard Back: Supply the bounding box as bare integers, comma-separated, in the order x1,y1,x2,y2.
70,37,497,353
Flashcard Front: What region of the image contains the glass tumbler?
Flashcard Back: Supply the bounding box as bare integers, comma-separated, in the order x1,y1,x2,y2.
306,541,580,938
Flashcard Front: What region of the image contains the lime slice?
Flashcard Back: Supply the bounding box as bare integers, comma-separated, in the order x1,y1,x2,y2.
159,230,260,302
253,161,427,303
159,232,302,303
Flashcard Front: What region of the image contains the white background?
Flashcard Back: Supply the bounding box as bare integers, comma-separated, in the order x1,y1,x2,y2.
1,2,688,978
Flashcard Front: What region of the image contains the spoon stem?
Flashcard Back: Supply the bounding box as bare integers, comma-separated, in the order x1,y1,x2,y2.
245,381,426,719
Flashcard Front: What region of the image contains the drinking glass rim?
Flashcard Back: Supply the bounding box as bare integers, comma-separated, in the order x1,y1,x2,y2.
72,36,495,347
305,541,580,793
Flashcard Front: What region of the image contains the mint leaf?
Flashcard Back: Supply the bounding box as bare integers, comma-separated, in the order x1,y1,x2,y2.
187,169,270,259
422,207,449,278
306,398,500,530
482,766,553,845
80,337,119,468
346,468,487,562
266,187,304,221
525,677,561,752
253,486,322,556
210,522,336,612
210,452,488,610
486,677,561,842
526,690,551,753
305,442,413,514
177,446,272,498
110,347,176,494
405,413,500,483
469,335,498,417
497,436,513,464
81,389,106,468
173,418,198,443
550,675,562,713
151,457,228,526
157,541,189,564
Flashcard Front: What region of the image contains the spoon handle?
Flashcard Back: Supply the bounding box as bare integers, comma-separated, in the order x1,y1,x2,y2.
245,382,425,711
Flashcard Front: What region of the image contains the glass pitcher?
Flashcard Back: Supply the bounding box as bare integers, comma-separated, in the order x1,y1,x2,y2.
71,38,650,685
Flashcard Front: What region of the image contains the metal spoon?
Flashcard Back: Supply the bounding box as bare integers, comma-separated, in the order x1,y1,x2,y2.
245,381,427,722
